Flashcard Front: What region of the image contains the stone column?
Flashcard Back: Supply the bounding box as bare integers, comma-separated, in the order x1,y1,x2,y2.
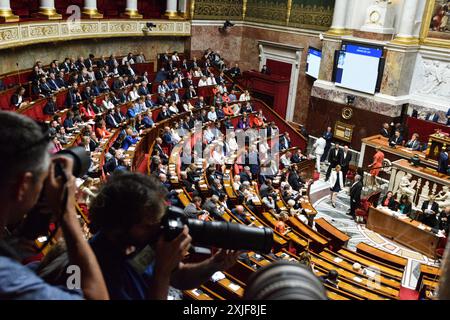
0,0,19,22
83,0,103,19
165,0,180,19
178,0,188,18
122,0,143,19
392,0,420,45
35,0,62,20
327,0,350,36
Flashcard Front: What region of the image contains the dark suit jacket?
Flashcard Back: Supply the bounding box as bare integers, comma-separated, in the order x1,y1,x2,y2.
288,171,302,191
340,151,352,169
380,128,390,138
426,113,439,123
328,148,343,165
389,135,403,146
438,151,449,174
11,94,23,108
405,139,421,151
239,172,252,183
43,101,57,115
350,181,363,204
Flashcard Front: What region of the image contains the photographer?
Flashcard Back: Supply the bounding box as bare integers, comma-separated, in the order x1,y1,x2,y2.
88,172,239,300
0,111,108,300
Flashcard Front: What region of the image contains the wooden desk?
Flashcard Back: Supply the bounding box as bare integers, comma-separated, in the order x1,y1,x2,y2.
315,218,350,250
360,135,438,172
367,207,441,258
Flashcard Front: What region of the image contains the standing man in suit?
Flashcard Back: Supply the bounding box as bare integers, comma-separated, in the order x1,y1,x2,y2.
349,175,363,220
380,123,391,138
326,143,343,181
438,147,449,175
421,195,440,227
446,107,450,125
340,145,352,185
321,127,333,162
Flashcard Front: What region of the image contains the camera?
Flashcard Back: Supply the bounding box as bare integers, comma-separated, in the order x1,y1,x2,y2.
161,206,274,253
54,146,91,178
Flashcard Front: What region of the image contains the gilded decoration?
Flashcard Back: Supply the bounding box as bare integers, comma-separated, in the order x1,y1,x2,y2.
0,20,191,50
194,0,244,20
193,0,334,30
420,0,450,48
288,0,334,30
246,0,288,25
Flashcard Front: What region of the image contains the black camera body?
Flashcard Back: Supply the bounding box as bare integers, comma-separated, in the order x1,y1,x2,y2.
54,147,91,178
161,206,274,253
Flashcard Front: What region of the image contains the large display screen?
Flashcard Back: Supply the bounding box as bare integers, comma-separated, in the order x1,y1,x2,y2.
305,47,322,79
334,43,383,94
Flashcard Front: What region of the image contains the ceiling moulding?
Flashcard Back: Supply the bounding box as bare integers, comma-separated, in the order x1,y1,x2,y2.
0,20,191,50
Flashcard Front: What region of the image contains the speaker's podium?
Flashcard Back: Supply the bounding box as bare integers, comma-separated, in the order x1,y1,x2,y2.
242,70,290,119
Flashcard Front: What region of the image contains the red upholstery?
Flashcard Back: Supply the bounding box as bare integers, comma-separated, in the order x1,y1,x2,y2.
355,198,372,223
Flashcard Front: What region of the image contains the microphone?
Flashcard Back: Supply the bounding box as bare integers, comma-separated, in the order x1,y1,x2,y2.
16,62,21,86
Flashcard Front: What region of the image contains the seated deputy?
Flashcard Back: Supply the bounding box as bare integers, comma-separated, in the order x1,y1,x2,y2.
88,172,239,300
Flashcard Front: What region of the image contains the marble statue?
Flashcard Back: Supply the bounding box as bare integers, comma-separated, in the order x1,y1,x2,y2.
397,173,416,201
436,186,450,209
417,180,429,209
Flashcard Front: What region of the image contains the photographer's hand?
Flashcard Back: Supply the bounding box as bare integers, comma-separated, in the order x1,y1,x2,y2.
43,156,76,218
211,249,241,271
44,156,109,300
149,226,191,300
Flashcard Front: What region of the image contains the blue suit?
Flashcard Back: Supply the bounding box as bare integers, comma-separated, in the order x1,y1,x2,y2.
321,131,333,162
438,151,449,175
142,116,154,128
447,108,450,125
121,135,138,151
126,108,136,119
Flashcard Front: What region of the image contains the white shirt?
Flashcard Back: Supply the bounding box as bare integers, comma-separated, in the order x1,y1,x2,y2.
207,111,217,122
239,93,250,102
129,90,140,101
172,55,180,61
169,105,179,114
207,77,217,86
227,138,239,153
204,129,215,144
198,79,208,87
103,100,114,110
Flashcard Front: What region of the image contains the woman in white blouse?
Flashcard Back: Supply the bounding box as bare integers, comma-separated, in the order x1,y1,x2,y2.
102,95,115,110
198,76,208,87
239,90,251,102
207,75,217,86
129,84,140,101
193,67,203,78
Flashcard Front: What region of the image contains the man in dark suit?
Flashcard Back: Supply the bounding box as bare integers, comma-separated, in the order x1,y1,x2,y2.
138,82,149,96
105,109,119,128
321,127,333,162
340,145,352,184
380,123,390,138
229,63,241,78
349,175,363,219
157,105,171,122
239,166,252,183
39,78,53,96
43,96,57,115
288,167,302,192
389,130,403,146
66,85,82,109
55,71,67,88
195,96,206,109
438,147,449,175
279,133,291,151
325,143,343,181
153,138,169,164
421,196,440,227
157,93,167,106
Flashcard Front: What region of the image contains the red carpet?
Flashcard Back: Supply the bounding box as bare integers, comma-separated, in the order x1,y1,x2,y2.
136,154,149,175
399,286,419,300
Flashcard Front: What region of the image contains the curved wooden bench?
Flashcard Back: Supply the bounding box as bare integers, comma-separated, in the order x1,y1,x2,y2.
356,243,408,270
314,218,350,251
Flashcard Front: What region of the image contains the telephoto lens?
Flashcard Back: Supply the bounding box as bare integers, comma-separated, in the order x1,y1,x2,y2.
162,206,274,253
55,147,91,178
244,261,327,300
